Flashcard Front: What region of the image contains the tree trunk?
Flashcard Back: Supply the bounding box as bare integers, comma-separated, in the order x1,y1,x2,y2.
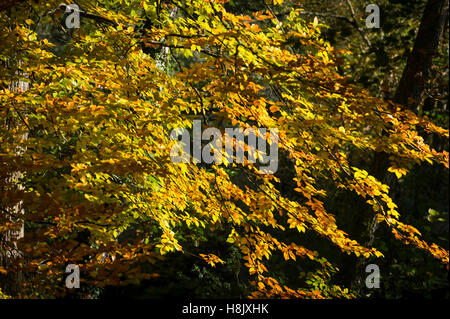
393,0,449,110
0,64,28,297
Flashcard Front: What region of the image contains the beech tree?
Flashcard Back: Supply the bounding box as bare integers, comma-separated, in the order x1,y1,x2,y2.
0,0,448,298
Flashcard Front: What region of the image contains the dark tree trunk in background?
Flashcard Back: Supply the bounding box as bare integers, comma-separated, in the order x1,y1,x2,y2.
394,0,449,110
372,0,448,184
